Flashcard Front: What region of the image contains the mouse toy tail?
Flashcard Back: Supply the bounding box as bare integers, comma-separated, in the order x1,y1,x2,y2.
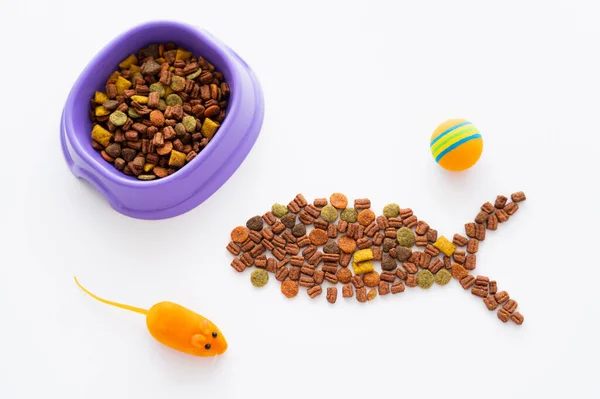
74,276,148,316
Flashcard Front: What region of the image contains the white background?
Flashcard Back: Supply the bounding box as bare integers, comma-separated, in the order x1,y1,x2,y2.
1,0,599,398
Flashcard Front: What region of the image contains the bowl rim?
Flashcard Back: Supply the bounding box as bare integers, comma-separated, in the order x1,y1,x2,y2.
64,20,242,187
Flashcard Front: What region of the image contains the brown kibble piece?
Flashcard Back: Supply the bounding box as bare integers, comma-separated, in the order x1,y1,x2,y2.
415,221,430,235
496,209,509,222
391,281,405,294
465,223,476,238
230,226,249,243
476,223,486,241
484,294,498,310
495,195,508,209
309,229,328,246
503,299,518,313
475,211,489,224
464,254,476,270
281,280,299,298
426,229,438,243
351,275,364,289
495,291,510,304
354,198,371,210
231,258,245,272
511,312,524,325
313,198,328,207
471,286,488,298
487,214,498,230
481,202,495,214
453,234,468,246
342,284,354,298
460,275,475,289
489,281,497,295
511,191,526,202
378,281,390,295
405,274,417,288
498,308,511,322
226,241,240,256
505,202,519,215
326,287,338,304
467,239,479,254
356,287,367,302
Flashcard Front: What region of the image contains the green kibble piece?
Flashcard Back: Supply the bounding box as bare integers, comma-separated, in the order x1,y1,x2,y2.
170,75,186,91
166,94,183,106
271,203,289,218
250,269,269,287
416,270,434,289
186,69,202,80
383,203,400,218
396,227,415,247
109,110,127,126
182,116,196,132
158,99,167,111
435,269,452,286
128,108,142,119
340,208,358,223
149,83,166,98
321,205,338,223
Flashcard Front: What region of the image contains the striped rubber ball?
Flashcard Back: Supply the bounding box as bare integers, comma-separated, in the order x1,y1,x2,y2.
430,119,483,171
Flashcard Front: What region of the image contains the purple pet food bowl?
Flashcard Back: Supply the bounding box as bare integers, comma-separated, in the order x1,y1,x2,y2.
61,21,264,220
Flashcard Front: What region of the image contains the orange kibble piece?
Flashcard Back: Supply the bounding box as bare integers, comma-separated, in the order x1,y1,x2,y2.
149,110,165,127
330,193,348,209
309,229,328,246
338,236,357,253
357,209,376,226
281,280,299,298
230,226,249,243
451,263,469,280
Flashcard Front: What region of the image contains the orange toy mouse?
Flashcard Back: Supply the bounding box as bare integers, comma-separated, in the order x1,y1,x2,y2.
74,277,228,357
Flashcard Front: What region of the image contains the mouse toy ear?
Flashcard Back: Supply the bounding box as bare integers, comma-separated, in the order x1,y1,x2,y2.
191,334,206,348
200,319,210,336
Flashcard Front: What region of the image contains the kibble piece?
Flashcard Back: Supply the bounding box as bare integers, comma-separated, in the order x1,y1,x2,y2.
465,223,477,238
367,289,377,301
484,295,498,310
396,227,415,247
496,209,509,222
427,229,438,243
333,235,354,253
489,281,498,295
230,226,249,243
281,280,299,298
372,247,383,261
356,287,368,302
415,221,430,235
270,203,288,218
495,195,508,209
109,110,128,127
307,285,323,299
391,281,405,294
91,125,113,147
464,254,476,270
511,312,524,325
354,198,371,210
250,269,269,287
353,248,374,263
497,308,511,323
326,287,338,304
495,291,510,304
201,118,220,139
342,284,354,298
467,239,479,254
382,238,396,252
405,274,417,288
511,191,526,202
357,209,376,226
323,240,339,254
352,261,374,275
340,208,358,223
309,229,328,246
321,205,338,223
363,272,380,288
415,235,428,247
168,150,186,168
452,263,469,281
453,251,466,264
460,275,475,289
487,214,498,230
336,268,352,284
329,193,348,209
475,211,489,224
246,215,263,231
382,203,400,218
434,269,451,285
402,262,418,274
503,299,518,313
505,202,519,215
476,224,486,241
453,234,468,247
378,281,391,296
471,286,488,298
395,246,412,262
314,198,328,207
381,256,397,271
416,270,434,289
278,212,295,228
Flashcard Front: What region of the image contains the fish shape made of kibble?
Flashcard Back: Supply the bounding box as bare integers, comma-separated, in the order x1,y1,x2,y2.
227,192,527,326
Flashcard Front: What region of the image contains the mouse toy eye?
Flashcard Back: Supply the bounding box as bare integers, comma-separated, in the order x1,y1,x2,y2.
205,344,211,350
212,332,218,338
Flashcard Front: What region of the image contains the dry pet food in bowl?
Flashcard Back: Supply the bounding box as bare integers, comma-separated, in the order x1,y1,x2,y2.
61,21,264,220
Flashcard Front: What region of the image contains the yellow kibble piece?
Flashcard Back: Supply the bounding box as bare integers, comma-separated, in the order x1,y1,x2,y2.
352,261,374,275
118,54,138,69
353,248,374,264
143,163,155,173
168,150,186,168
95,105,110,116
168,66,175,72
91,125,113,147
115,76,132,95
155,58,166,64
201,118,220,139
129,64,141,73
130,95,148,104
164,86,174,97
433,236,456,256
108,71,121,81
175,48,192,61
94,91,108,104
206,62,215,71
